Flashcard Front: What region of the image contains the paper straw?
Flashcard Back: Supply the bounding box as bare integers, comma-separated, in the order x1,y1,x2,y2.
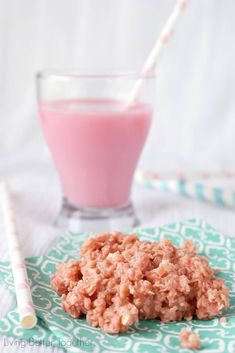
135,170,235,209
0,181,37,329
137,170,235,181
125,0,189,106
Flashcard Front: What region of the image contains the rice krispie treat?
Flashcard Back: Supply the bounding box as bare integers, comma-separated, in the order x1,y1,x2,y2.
51,232,229,333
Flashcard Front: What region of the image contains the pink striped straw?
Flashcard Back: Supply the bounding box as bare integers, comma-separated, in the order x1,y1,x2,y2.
125,0,189,106
0,181,37,329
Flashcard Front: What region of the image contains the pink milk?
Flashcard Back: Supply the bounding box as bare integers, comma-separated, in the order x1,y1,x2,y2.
39,99,152,208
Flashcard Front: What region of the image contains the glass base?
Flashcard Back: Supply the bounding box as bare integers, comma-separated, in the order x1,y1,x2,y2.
56,198,138,232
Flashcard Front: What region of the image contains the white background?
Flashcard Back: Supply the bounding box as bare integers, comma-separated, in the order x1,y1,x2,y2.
0,1,235,352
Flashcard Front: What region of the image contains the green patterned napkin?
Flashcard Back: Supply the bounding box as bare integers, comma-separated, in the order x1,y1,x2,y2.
0,219,235,353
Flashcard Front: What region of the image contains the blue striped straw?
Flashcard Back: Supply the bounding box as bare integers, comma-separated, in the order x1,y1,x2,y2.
135,170,235,208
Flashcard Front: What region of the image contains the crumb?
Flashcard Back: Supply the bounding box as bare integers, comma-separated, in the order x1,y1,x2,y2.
180,328,201,349
220,316,227,324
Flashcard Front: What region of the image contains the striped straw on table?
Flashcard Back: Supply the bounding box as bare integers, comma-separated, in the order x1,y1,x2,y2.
135,170,235,209
0,180,37,329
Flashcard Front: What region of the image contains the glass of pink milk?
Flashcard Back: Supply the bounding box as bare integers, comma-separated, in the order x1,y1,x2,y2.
36,70,155,231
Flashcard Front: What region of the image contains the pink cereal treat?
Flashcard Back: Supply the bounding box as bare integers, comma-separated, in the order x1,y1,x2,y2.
51,232,229,333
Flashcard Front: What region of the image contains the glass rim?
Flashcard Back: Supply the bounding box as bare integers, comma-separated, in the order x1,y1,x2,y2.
36,69,155,80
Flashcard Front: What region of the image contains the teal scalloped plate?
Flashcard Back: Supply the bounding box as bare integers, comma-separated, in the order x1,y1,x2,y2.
0,219,235,353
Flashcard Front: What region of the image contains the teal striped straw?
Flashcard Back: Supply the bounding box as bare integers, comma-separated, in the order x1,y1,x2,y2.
135,170,235,208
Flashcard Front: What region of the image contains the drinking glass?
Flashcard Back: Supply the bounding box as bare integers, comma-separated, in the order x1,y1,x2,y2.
36,70,155,231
